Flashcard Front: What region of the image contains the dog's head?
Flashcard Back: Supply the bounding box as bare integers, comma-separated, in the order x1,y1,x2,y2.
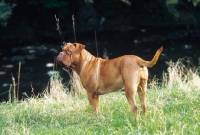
57,43,85,68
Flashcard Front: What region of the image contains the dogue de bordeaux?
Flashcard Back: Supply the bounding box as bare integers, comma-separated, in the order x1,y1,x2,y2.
57,43,163,117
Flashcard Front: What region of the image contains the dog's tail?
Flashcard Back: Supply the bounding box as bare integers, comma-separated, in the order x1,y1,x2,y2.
138,46,163,67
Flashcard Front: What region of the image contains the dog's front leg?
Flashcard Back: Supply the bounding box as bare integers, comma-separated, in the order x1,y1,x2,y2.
87,91,100,113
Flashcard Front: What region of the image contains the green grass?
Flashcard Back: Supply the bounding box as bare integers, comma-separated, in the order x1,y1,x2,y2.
0,59,200,135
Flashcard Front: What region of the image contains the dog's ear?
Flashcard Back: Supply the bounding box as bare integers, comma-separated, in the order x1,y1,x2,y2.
74,43,85,54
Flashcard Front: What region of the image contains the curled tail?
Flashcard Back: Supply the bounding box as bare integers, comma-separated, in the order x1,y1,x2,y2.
138,46,163,67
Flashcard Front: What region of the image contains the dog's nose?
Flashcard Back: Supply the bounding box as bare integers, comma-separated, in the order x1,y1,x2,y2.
57,52,62,61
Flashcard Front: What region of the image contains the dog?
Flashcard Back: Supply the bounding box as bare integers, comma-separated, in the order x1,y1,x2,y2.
57,43,163,117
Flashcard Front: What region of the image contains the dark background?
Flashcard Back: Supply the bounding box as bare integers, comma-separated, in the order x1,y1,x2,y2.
1,0,200,101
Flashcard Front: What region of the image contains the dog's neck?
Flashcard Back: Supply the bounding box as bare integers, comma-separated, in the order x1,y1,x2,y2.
72,49,96,75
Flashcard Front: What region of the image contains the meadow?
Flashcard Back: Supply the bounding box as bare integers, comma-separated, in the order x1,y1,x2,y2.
0,58,200,135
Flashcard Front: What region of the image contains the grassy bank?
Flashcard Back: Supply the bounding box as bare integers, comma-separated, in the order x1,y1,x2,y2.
0,59,200,135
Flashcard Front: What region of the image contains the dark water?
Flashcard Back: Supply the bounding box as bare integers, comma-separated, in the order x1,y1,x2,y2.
1,29,200,101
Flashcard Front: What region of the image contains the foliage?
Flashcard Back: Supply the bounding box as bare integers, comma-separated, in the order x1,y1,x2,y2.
40,0,68,8
130,0,200,25
0,1,16,27
1,0,200,41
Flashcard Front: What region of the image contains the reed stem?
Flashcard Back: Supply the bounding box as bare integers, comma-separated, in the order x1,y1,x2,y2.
17,62,21,100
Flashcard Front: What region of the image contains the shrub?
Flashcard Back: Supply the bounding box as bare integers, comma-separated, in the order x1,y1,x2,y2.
0,1,16,27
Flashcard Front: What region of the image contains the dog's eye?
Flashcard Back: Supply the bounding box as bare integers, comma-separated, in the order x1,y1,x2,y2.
65,50,72,55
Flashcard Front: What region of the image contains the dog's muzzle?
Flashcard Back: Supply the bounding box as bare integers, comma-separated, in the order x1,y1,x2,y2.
57,52,63,62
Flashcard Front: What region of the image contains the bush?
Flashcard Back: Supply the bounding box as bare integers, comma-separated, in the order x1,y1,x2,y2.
0,1,16,27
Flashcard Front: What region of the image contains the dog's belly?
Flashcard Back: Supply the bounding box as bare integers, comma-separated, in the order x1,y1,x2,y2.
97,76,124,95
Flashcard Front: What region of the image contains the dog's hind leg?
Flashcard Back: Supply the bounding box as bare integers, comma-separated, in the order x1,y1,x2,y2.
124,84,138,118
137,79,147,114
122,65,139,118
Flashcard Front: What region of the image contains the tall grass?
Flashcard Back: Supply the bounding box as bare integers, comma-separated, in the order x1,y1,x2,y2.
0,58,200,135
60,68,86,98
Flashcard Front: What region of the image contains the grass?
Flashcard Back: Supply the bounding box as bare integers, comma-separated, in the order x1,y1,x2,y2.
0,58,200,135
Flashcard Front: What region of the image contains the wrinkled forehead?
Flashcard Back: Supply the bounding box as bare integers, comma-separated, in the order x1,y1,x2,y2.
62,43,75,50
